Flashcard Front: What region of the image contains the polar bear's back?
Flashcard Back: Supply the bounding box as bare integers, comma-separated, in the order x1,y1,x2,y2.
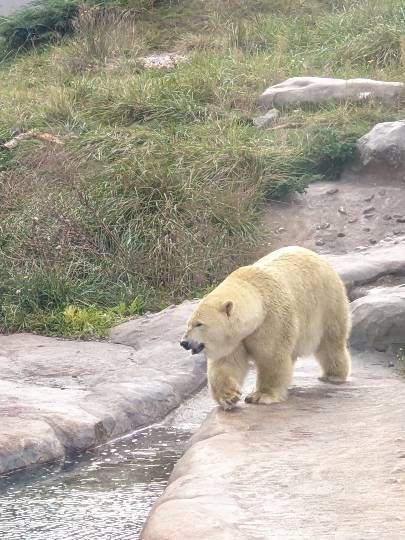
252,246,350,357
254,246,339,286
254,245,320,268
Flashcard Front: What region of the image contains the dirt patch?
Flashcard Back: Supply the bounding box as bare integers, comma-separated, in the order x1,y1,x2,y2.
263,175,405,255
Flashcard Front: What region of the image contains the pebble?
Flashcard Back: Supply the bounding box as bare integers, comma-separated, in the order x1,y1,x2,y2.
379,189,386,196
253,108,280,129
363,206,376,214
369,239,377,244
364,194,375,202
326,188,339,195
142,53,188,69
315,239,325,246
355,246,367,251
363,227,371,232
337,232,346,237
393,214,402,218
383,215,392,220
396,217,405,223
348,218,358,224
320,222,330,229
338,207,347,215
277,227,286,233
393,229,404,235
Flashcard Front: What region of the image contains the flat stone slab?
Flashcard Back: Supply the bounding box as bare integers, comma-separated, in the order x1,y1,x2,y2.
258,77,404,109
327,241,405,292
0,301,204,475
141,352,405,540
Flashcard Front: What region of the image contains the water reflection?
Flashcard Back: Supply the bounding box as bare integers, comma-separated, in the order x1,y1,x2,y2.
0,388,213,539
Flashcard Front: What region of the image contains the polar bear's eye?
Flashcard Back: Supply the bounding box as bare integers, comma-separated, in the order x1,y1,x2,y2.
194,322,203,328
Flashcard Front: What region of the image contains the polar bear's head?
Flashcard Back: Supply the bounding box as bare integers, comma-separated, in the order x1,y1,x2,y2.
180,270,265,361
180,298,237,361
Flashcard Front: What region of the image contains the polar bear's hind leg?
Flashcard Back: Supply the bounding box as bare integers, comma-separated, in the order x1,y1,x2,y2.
316,337,351,384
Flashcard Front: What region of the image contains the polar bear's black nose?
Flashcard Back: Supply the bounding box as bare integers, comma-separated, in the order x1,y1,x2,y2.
180,340,191,350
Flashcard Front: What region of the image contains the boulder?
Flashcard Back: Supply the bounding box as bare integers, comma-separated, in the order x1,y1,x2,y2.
356,120,405,171
0,301,205,475
258,77,404,109
350,288,405,351
141,352,405,540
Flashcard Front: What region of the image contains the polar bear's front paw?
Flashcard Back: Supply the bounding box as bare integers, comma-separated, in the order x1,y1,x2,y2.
218,387,242,411
245,390,286,405
212,382,242,411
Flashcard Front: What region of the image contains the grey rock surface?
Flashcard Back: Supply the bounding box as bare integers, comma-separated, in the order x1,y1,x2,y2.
141,352,405,540
252,108,280,128
356,120,405,171
258,76,404,109
350,287,405,351
327,241,405,293
0,301,204,474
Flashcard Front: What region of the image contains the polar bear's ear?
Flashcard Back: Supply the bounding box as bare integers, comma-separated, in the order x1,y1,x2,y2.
220,300,233,317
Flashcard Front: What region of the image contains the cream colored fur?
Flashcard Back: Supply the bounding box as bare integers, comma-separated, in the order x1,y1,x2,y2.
182,246,351,409
207,344,251,410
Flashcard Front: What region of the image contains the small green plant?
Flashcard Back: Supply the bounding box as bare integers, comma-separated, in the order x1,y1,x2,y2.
1,298,144,337
61,298,144,336
303,127,358,179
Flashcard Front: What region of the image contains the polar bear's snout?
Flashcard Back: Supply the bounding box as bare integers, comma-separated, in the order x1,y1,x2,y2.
180,339,205,355
180,339,192,350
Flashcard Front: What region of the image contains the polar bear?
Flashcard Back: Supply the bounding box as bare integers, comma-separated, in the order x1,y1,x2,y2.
180,246,351,410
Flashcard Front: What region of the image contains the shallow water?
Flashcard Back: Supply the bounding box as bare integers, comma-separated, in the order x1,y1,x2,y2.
0,388,213,540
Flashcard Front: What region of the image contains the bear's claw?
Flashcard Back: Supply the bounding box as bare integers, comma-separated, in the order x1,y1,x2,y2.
318,375,347,384
219,389,242,410
226,394,240,405
245,391,285,405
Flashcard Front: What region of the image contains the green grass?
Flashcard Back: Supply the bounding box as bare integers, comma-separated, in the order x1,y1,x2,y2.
0,0,405,336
